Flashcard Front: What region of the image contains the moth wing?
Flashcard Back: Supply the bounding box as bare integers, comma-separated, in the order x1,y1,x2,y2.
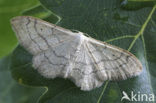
86,37,142,81
11,16,77,55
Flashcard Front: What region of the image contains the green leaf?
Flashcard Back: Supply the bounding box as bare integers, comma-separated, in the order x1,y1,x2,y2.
0,56,45,103
22,5,59,24
10,0,156,103
0,0,39,58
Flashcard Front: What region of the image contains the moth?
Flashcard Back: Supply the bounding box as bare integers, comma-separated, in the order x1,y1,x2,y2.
11,16,142,91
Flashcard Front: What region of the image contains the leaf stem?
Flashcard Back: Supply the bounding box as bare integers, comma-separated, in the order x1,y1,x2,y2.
128,4,156,51
98,4,156,103
105,35,134,43
97,81,109,103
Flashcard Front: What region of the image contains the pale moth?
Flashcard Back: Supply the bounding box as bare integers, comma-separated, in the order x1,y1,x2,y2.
11,16,142,91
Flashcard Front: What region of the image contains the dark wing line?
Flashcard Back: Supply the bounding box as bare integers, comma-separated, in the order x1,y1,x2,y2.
11,16,74,36
88,37,142,70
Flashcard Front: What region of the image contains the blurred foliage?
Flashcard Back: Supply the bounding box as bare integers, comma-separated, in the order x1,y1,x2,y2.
0,0,39,58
